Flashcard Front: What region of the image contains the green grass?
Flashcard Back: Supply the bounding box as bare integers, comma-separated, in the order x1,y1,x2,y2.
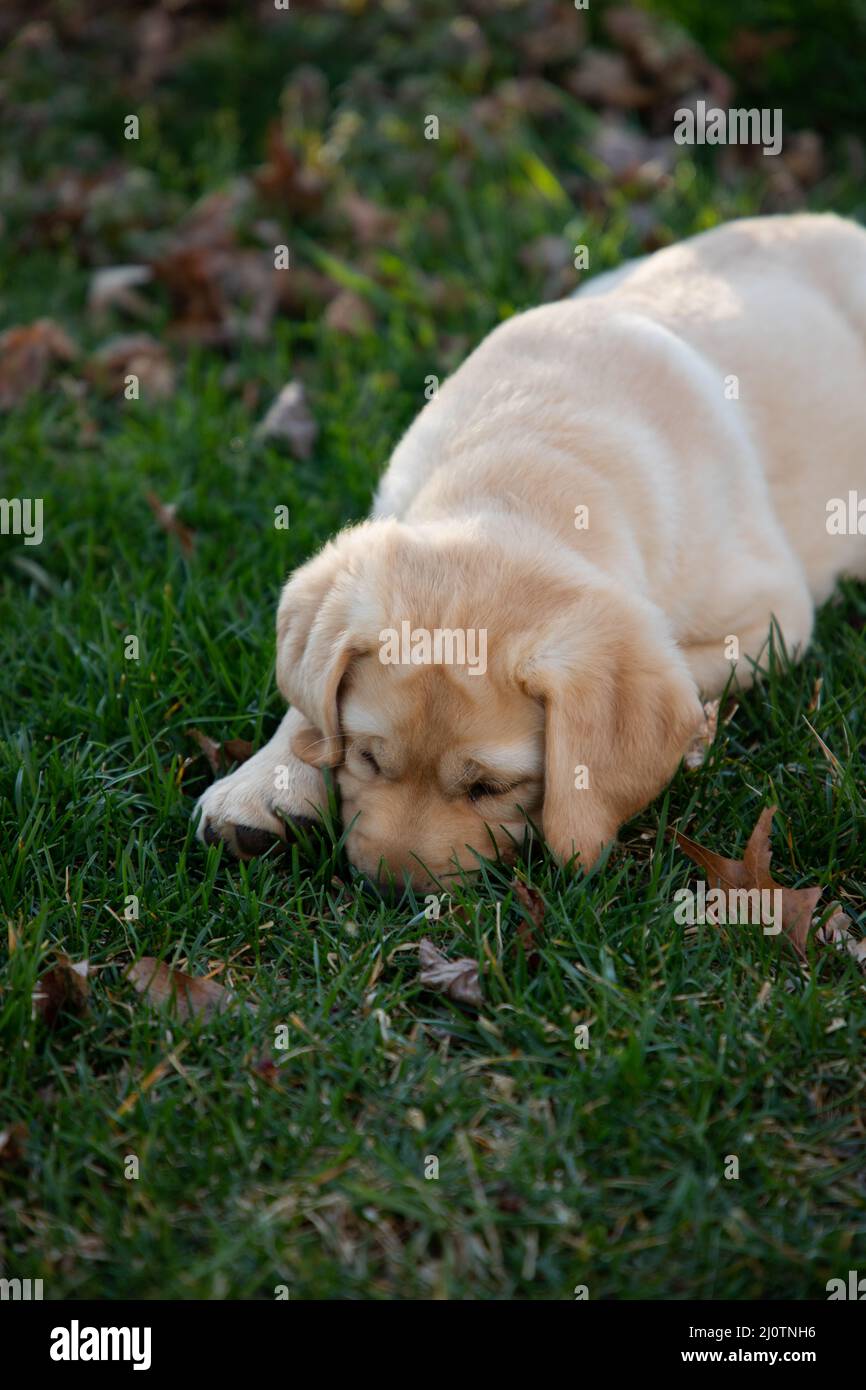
1,1,865,1300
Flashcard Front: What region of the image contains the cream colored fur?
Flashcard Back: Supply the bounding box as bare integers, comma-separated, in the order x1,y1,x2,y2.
196,213,866,886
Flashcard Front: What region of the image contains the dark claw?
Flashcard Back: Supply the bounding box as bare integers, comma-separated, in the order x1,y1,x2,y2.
283,815,322,842
234,823,283,857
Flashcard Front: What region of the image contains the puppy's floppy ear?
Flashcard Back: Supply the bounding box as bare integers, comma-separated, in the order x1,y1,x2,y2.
518,587,703,872
275,526,377,768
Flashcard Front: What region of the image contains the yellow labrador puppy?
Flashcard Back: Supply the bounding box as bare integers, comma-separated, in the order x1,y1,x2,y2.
196,212,866,888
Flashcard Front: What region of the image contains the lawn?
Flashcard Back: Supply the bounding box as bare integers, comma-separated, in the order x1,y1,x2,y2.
1,0,865,1300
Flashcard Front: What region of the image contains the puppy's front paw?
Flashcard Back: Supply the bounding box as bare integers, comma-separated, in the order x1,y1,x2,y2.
194,731,328,860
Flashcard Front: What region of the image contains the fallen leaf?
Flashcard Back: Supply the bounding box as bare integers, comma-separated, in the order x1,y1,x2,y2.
472,80,564,127
674,806,822,958
188,730,254,778
88,265,154,320
0,1122,28,1167
131,7,178,94
730,27,797,66
151,245,229,345
255,123,327,214
418,937,483,1009
338,192,398,245
495,1185,524,1214
88,334,174,400
149,184,275,346
519,9,586,67
126,957,254,1021
816,905,866,963
519,234,576,299
23,157,171,259
585,114,674,184
605,5,731,110
146,491,195,556
0,319,78,409
520,234,572,276
223,738,254,764
168,183,253,252
256,379,318,458
32,956,89,1027
189,728,223,776
323,289,374,336
568,49,652,109
782,131,824,188
817,905,853,945
252,1053,281,1085
275,265,339,318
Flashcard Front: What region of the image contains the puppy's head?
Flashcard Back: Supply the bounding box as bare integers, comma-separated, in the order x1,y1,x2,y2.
277,520,702,888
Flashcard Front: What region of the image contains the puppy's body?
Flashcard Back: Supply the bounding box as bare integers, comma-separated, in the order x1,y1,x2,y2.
377,212,866,679
197,213,866,884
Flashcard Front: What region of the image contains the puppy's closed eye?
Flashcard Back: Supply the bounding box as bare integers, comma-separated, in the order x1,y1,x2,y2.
344,743,382,779
467,780,511,803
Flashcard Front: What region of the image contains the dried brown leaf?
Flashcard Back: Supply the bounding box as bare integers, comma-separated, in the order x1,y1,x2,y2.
32,956,89,1028
255,123,327,214
568,49,653,109
782,132,824,188
730,28,797,66
189,728,223,776
223,738,254,764
338,192,398,245
0,1122,28,1168
151,246,229,345
88,333,174,399
418,938,483,1009
146,491,195,556
323,289,374,336
148,186,265,344
88,265,154,320
814,905,866,962
520,10,586,67
675,806,822,958
0,319,78,410
252,1053,281,1085
817,905,854,945
275,265,339,318
779,884,824,958
127,957,254,1021
256,380,318,458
